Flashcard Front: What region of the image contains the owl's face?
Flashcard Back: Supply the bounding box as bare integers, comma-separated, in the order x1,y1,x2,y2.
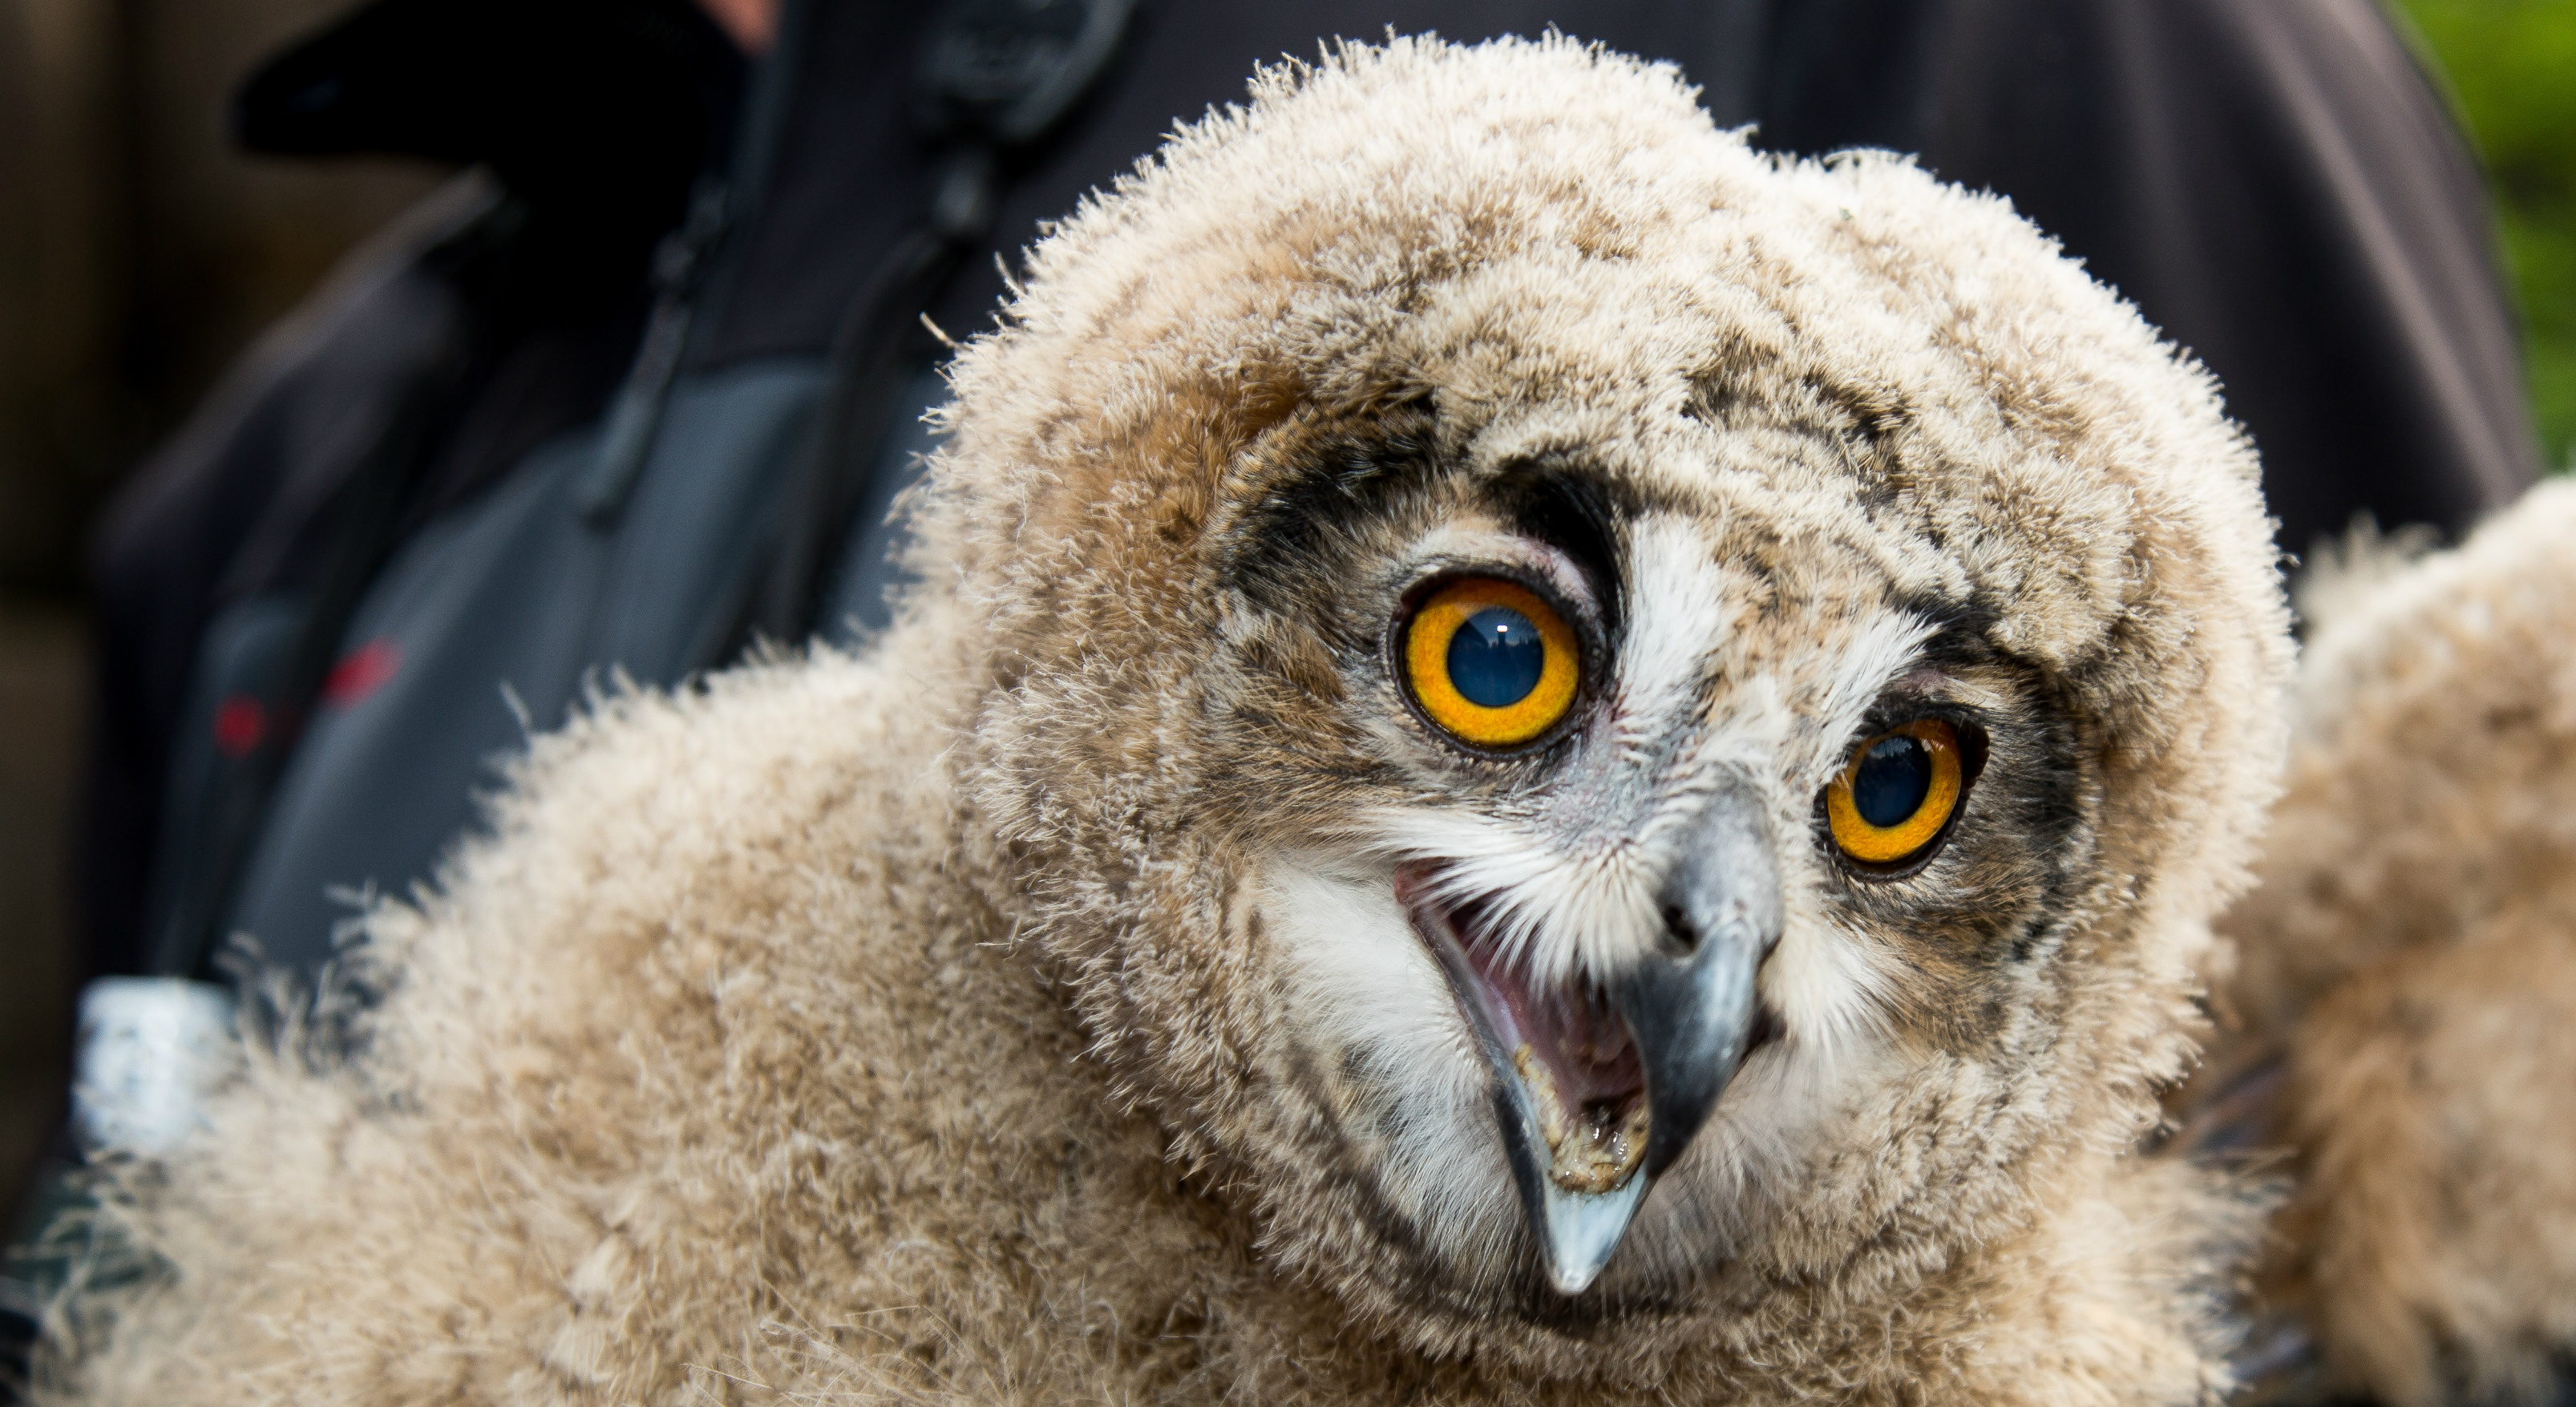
1188,392,2096,1311
941,37,2284,1366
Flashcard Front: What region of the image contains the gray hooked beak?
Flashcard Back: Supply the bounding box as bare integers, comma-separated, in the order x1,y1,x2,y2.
1417,780,1781,1296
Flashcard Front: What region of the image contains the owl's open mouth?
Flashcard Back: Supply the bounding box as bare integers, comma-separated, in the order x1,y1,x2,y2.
1396,867,1651,1195
1390,803,1777,1296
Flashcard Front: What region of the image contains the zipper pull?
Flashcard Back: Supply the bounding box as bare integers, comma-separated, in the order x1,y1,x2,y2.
576,179,730,526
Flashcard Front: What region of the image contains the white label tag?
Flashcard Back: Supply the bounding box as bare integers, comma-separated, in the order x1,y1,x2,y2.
72,977,240,1156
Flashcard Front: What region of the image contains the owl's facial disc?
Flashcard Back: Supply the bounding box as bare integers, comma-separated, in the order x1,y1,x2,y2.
1395,779,1782,1294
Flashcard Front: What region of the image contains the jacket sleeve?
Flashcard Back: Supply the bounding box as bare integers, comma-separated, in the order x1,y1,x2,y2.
73,182,487,984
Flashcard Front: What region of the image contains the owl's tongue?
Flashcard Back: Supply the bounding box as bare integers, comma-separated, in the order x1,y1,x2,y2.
1450,903,1652,1195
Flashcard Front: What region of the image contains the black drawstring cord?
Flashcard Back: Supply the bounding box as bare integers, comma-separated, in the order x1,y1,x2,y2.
748,148,997,645
742,0,1138,649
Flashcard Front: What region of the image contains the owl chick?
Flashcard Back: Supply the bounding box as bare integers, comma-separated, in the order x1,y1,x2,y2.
2196,478,2576,1407
51,35,2293,1407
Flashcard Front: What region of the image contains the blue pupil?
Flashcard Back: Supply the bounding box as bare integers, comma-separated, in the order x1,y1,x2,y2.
1851,734,1932,828
1446,605,1547,709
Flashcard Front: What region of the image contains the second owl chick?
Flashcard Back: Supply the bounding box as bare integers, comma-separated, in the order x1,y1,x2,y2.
2207,479,2576,1407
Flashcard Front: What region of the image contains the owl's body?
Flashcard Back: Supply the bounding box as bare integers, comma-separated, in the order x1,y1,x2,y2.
60,648,2239,1407
47,36,2562,1407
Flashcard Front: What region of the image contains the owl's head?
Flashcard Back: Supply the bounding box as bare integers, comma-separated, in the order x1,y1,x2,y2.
923,35,2287,1368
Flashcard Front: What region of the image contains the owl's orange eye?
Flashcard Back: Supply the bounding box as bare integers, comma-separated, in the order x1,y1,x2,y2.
1826,719,1967,867
1401,577,1581,750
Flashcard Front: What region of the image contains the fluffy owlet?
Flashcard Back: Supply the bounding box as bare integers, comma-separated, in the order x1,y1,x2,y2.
59,34,2331,1407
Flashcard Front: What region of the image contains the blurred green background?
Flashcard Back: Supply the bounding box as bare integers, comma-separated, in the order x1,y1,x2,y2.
2400,0,2576,470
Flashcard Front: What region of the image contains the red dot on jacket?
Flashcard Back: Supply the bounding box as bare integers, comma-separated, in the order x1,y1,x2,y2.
324,638,401,707
212,696,265,758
